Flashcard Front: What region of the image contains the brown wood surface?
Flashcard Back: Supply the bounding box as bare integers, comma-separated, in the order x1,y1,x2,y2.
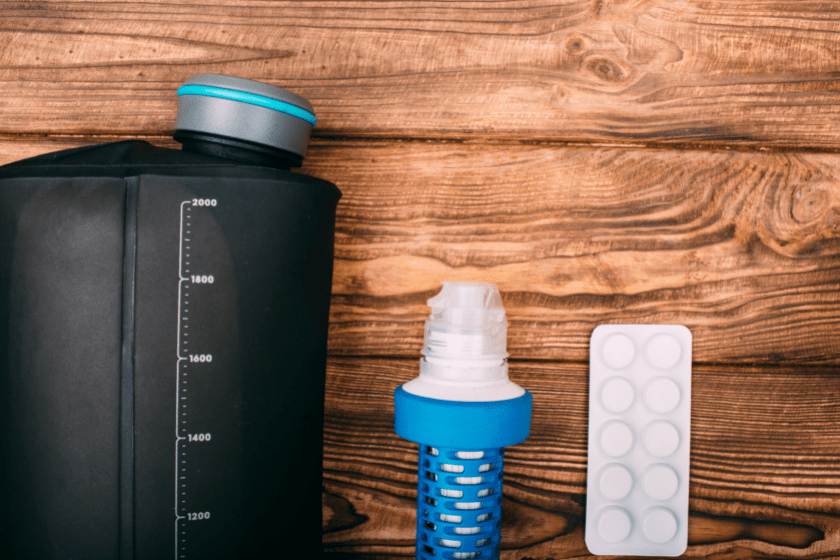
3,1,840,558
323,357,840,559
315,141,840,365
3,0,840,149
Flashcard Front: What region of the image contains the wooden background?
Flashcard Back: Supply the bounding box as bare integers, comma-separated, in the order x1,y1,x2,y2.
2,1,840,558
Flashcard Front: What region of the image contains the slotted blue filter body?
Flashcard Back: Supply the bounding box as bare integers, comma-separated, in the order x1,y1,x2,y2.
419,446,503,559
394,282,532,560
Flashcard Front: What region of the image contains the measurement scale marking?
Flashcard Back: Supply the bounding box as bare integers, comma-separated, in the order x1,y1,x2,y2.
175,201,191,559
174,198,219,559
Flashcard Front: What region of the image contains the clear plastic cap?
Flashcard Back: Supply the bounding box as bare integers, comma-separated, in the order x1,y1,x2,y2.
421,282,508,361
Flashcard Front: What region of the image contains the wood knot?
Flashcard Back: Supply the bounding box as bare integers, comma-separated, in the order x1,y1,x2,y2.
322,490,368,533
759,176,840,258
551,84,569,107
791,183,830,225
566,36,587,55
585,56,626,82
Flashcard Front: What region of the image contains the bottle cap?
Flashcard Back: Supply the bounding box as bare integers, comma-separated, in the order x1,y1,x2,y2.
174,74,315,166
422,282,509,362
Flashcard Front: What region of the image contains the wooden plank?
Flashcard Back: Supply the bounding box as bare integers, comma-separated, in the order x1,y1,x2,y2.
3,1,840,148
313,141,840,364
322,357,840,558
3,138,840,364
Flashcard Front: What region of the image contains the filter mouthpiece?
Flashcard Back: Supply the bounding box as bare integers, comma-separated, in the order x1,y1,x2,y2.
422,282,508,362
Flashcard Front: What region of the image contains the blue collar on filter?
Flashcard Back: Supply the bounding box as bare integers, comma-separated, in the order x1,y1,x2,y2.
177,84,317,126
394,386,532,449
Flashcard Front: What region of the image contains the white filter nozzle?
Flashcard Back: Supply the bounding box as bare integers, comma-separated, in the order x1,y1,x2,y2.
404,281,524,402
422,282,508,362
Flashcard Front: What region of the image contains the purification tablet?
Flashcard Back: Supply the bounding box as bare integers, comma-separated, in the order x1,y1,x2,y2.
585,325,692,556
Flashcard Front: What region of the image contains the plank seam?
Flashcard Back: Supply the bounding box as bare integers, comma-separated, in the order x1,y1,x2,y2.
7,132,840,155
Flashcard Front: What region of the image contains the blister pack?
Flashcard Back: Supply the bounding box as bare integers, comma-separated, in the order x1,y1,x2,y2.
585,324,692,556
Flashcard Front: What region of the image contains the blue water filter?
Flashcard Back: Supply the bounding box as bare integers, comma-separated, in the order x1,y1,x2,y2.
395,282,532,560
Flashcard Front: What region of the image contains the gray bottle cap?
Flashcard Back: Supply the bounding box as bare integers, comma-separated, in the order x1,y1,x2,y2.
175,74,316,158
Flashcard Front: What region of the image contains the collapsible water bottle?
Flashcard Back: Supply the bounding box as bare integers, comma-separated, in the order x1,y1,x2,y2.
0,75,339,559
394,282,532,559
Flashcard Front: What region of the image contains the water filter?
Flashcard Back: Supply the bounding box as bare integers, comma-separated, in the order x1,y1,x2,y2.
394,282,532,559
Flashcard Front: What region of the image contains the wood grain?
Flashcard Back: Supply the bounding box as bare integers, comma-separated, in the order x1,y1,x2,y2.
4,1,840,148
4,138,840,364
322,357,840,558
3,3,839,559
311,141,840,364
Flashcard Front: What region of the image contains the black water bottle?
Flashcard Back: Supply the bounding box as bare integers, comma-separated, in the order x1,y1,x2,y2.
0,75,340,559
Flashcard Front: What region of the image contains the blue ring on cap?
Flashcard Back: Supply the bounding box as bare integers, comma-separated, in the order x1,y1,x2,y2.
177,84,317,126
